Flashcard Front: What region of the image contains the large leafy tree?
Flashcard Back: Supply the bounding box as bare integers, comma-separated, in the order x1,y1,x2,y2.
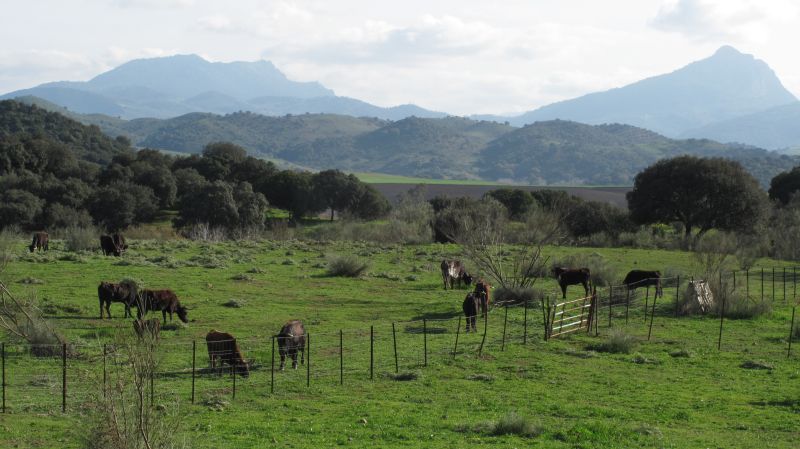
312,170,363,221
768,166,800,206
627,156,767,237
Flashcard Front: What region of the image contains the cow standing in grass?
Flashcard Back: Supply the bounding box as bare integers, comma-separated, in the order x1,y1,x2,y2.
462,292,482,332
623,270,663,298
473,279,492,317
100,235,120,256
112,233,128,254
440,260,473,290
137,289,189,323
98,281,137,318
553,267,591,299
206,330,249,377
29,232,48,252
277,320,306,370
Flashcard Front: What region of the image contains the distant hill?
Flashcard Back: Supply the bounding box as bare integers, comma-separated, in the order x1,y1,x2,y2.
0,54,445,120
478,120,794,186
680,102,800,150
505,46,798,137
0,99,129,166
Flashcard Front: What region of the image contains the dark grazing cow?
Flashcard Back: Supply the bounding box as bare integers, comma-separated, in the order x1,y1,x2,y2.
112,233,128,254
473,279,492,317
553,267,591,299
100,235,120,256
29,232,49,253
206,330,249,377
98,281,137,318
440,260,473,290
137,289,189,323
623,270,663,298
133,318,161,340
277,320,306,370
462,292,482,332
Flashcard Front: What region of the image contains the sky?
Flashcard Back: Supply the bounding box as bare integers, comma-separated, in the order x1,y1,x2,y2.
1,0,799,115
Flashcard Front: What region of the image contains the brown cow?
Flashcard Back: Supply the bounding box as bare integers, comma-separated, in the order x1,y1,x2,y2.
553,267,591,299
133,318,161,340
440,260,473,290
462,292,482,332
136,289,188,323
100,235,120,256
206,330,249,377
623,270,663,298
473,279,492,317
277,320,306,370
98,281,137,318
29,232,48,253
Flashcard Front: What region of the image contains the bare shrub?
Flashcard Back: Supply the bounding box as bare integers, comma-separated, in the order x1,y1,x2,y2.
183,223,226,242
0,228,19,273
491,412,542,437
326,255,369,277
590,330,638,354
64,226,99,252
712,289,772,319
0,286,64,357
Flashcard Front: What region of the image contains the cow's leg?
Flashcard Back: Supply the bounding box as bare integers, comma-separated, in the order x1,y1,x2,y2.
106,302,112,319
561,283,567,299
292,349,298,369
279,348,286,370
583,281,589,297
99,299,104,319
162,310,168,322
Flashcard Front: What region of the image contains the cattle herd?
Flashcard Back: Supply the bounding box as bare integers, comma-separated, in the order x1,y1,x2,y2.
26,231,664,378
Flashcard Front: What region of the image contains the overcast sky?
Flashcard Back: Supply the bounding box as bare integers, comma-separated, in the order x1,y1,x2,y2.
2,0,798,115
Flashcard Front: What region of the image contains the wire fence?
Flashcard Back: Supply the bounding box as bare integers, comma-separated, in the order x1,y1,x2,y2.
1,267,799,414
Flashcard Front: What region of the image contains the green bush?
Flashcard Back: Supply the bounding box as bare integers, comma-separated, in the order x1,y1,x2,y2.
713,291,772,319
326,255,369,277
64,226,98,252
491,412,542,437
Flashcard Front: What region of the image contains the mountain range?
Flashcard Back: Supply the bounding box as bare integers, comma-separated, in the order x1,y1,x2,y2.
2,46,800,150
8,97,792,187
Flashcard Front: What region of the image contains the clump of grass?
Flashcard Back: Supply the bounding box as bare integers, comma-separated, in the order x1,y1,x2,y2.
466,373,494,382
222,299,245,308
230,273,253,281
494,287,544,306
18,277,44,285
714,293,772,319
312,262,327,269
326,255,369,277
281,259,296,266
161,322,188,331
58,253,87,263
386,371,419,381
201,393,230,411
246,267,265,274
491,412,542,437
740,360,774,370
405,275,419,282
373,272,401,281
563,349,597,359
669,349,692,358
590,330,638,354
631,353,661,365
29,374,57,387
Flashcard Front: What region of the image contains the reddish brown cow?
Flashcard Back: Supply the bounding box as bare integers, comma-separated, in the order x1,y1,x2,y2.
29,232,49,253
440,260,473,290
98,281,137,318
137,289,188,323
473,279,492,317
277,320,306,370
553,267,591,299
206,330,249,377
112,233,128,253
133,318,161,340
100,235,120,256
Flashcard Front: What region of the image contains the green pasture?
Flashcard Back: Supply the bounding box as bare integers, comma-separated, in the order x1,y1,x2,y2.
0,239,798,448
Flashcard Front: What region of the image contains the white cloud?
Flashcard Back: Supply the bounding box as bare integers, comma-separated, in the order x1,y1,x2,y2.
651,0,799,43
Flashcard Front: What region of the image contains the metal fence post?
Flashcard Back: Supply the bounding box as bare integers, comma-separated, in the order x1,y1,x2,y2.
648,288,658,341
423,319,427,367
392,322,398,373
501,306,508,351
231,363,236,400
370,326,374,380
609,285,613,326
478,310,488,356
62,342,66,413
306,333,311,388
675,275,680,317
625,289,630,325
2,342,5,414
270,336,275,394
523,298,528,344
789,306,796,358
339,330,343,386
453,317,461,359
102,343,107,400
191,340,196,404
718,295,726,350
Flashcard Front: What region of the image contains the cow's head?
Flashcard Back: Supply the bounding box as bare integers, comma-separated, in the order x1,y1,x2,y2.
552,267,565,278
28,243,35,253
177,304,189,323
238,360,250,378
463,273,473,286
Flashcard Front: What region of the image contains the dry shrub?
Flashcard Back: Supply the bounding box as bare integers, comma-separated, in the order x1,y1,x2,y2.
491,412,542,437
493,287,544,306
326,255,369,277
64,226,99,252
125,223,180,241
590,330,638,354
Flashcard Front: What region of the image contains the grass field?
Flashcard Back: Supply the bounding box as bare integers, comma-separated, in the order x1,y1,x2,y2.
0,238,798,448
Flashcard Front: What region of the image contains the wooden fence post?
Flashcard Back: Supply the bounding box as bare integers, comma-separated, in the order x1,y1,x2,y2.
191,340,196,404
501,306,508,351
306,333,310,388
478,310,488,356
392,322,398,373
423,319,427,367
718,295,726,350
453,317,461,359
62,342,66,413
789,306,796,358
370,326,374,380
648,287,658,341
339,330,343,386
270,336,275,394
644,286,650,321
2,342,5,414
523,298,528,344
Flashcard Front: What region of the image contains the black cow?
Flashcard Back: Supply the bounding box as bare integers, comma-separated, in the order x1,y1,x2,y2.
277,320,306,370
29,232,49,253
553,267,591,299
440,260,473,290
206,330,249,377
462,292,482,332
100,235,120,256
623,270,663,298
473,279,492,317
98,281,137,319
